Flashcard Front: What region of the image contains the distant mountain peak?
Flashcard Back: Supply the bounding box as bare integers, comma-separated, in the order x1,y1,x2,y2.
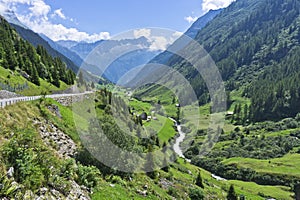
0,9,28,29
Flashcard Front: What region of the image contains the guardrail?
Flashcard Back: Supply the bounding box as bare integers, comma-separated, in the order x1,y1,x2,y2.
0,92,93,108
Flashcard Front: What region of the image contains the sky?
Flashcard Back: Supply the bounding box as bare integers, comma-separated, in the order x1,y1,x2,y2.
0,0,235,42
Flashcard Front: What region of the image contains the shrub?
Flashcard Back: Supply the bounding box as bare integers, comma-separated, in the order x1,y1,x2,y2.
189,188,204,200
76,164,101,189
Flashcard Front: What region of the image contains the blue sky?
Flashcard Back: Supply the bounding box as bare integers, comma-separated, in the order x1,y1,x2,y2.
0,0,234,42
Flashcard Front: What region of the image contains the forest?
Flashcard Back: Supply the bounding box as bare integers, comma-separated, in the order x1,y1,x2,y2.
0,17,75,88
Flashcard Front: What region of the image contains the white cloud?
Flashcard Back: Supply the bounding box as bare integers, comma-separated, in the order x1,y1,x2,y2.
184,16,198,24
134,28,151,39
53,8,66,20
149,36,168,51
202,0,235,13
0,0,110,42
172,31,183,38
132,29,183,51
29,0,50,18
0,2,6,13
18,15,110,42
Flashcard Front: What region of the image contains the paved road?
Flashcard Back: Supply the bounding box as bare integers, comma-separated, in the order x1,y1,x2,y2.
0,92,93,108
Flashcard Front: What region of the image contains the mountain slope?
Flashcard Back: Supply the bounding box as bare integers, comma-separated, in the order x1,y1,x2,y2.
59,37,162,84
142,0,300,122
0,9,28,29
0,16,75,94
40,34,84,67
149,9,222,65
185,8,223,39
10,24,79,73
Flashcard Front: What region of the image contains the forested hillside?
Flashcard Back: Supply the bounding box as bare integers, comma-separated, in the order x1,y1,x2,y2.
0,16,75,88
11,24,79,73
149,0,300,122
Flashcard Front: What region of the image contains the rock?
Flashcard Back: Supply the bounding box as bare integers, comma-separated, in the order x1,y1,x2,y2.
67,181,91,200
50,189,61,199
37,121,77,158
24,190,35,200
0,90,23,99
47,105,62,118
159,178,173,189
39,187,49,195
7,167,14,178
137,189,147,197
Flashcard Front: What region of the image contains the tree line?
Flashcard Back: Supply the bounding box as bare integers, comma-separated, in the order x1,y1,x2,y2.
0,16,75,88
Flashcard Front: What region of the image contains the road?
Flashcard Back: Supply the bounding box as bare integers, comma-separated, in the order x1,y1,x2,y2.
0,92,93,108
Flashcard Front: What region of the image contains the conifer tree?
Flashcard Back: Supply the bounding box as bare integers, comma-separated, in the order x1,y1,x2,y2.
195,172,204,188
227,185,238,200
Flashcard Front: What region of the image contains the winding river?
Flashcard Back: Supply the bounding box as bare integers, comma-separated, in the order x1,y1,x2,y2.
169,117,226,181
169,118,191,162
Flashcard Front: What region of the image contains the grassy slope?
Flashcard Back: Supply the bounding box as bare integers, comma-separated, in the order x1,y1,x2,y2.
0,94,294,199
174,158,293,200
222,154,300,178
0,66,69,96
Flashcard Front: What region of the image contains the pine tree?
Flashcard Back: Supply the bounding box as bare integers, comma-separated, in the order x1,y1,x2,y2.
227,185,238,200
31,65,40,86
78,71,84,86
6,49,18,70
144,145,157,179
195,172,204,188
91,82,95,89
51,65,60,88
161,156,169,172
243,104,249,125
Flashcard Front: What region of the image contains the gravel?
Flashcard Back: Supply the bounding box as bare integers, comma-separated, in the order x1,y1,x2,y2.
0,90,23,99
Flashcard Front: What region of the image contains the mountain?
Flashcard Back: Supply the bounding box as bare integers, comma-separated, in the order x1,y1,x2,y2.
139,0,300,122
0,9,28,29
185,8,223,39
57,40,80,49
0,10,80,73
103,49,159,84
69,40,105,60
148,8,222,66
58,36,162,84
0,16,75,89
10,23,79,73
40,34,83,67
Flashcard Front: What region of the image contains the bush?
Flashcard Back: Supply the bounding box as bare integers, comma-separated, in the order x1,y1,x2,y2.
189,188,204,200
167,187,180,198
76,164,101,189
110,175,127,186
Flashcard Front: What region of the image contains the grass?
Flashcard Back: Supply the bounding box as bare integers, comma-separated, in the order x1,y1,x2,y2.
92,174,171,200
0,66,69,96
42,98,82,143
129,98,152,113
145,115,177,144
228,90,251,112
174,158,293,200
222,153,300,178
0,95,294,200
229,180,293,200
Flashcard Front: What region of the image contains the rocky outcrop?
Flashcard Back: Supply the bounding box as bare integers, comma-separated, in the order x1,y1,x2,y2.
34,120,77,158
34,181,90,200
0,90,23,99
53,93,93,107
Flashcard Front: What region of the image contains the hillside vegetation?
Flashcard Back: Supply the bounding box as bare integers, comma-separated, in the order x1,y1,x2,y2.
145,0,300,123
0,16,75,94
0,92,295,199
